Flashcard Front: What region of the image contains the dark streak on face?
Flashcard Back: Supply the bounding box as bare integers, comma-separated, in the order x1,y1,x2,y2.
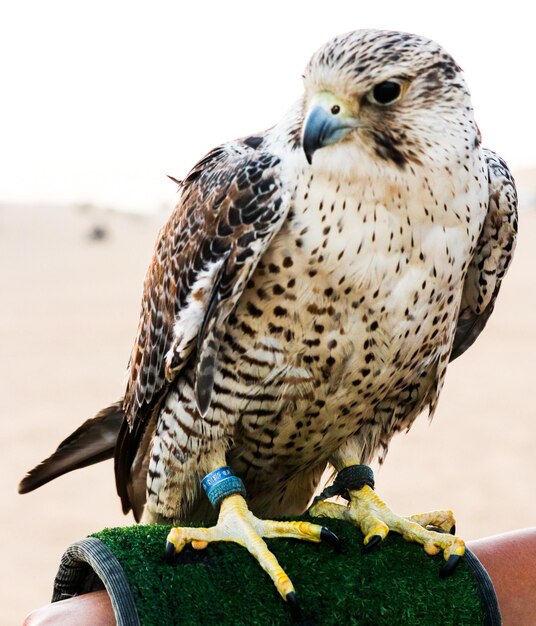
369,129,411,168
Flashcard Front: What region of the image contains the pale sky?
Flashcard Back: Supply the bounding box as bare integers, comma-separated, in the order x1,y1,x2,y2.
1,0,534,212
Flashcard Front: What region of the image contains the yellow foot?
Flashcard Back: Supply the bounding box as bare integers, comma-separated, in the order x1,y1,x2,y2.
309,485,465,577
166,494,340,617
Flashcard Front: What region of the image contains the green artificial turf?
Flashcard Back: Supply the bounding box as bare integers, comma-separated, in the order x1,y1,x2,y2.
93,518,487,626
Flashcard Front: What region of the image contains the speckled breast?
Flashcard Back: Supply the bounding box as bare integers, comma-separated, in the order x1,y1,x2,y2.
219,170,486,478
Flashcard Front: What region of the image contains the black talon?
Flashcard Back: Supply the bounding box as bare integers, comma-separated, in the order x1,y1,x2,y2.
440,554,461,578
427,525,444,533
320,527,342,552
165,541,177,565
287,591,302,621
449,524,456,536
362,534,382,553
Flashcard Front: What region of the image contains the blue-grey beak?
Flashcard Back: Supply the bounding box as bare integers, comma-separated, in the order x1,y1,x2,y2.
302,104,358,164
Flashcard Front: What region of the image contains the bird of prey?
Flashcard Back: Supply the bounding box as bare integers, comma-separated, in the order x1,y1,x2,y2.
20,29,517,614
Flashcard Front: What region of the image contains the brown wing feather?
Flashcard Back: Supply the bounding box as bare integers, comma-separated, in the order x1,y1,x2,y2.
18,402,123,494
116,139,290,515
124,144,288,420
115,399,160,519
450,149,518,361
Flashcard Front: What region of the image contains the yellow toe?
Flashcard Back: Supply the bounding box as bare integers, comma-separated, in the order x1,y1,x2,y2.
166,494,331,601
309,484,465,565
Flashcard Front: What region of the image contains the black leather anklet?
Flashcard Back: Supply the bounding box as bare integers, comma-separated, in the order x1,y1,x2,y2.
313,464,375,504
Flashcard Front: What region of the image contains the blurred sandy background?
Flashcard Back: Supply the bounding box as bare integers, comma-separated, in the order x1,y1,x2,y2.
2,2,536,624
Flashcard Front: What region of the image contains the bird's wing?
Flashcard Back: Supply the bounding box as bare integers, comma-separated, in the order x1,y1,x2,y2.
450,149,518,362
18,402,124,494
124,140,290,422
116,140,291,517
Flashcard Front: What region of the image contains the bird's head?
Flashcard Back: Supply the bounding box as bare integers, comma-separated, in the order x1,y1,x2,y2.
301,30,477,175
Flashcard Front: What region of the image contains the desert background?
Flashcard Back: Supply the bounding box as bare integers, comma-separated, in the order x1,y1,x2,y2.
2,1,535,624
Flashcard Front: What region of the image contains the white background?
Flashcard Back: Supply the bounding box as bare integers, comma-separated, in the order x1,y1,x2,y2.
1,0,534,212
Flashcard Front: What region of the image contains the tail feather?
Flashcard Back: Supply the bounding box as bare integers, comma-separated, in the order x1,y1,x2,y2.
18,401,124,494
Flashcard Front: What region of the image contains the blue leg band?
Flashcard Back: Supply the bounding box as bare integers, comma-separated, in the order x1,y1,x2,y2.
201,466,246,508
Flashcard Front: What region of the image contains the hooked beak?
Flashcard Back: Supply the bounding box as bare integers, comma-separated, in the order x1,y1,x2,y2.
302,95,361,164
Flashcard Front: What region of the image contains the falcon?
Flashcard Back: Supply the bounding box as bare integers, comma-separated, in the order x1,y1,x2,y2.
20,29,517,614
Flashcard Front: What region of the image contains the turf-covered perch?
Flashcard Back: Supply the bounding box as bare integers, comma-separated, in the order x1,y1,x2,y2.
74,518,493,625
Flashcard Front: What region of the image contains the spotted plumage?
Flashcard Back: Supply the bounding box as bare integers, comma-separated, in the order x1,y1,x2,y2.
20,30,517,534
110,29,519,525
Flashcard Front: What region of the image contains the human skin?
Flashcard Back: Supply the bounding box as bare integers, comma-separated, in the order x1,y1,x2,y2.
469,528,536,626
22,528,536,626
23,589,115,626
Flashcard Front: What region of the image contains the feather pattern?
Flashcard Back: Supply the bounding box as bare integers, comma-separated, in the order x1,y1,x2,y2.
124,145,290,422
18,402,123,494
451,150,518,361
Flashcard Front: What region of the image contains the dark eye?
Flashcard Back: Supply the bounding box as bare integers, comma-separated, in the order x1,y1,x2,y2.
369,80,403,105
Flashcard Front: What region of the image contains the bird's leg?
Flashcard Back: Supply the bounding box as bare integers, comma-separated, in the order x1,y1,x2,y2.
309,464,465,577
165,465,340,617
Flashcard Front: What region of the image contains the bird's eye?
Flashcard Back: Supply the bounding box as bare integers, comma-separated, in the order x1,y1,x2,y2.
368,80,404,106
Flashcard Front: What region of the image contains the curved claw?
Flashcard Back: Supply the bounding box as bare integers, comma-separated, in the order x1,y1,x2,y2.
440,554,461,578
362,534,383,554
449,524,456,536
165,541,177,565
320,527,341,552
286,591,302,621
